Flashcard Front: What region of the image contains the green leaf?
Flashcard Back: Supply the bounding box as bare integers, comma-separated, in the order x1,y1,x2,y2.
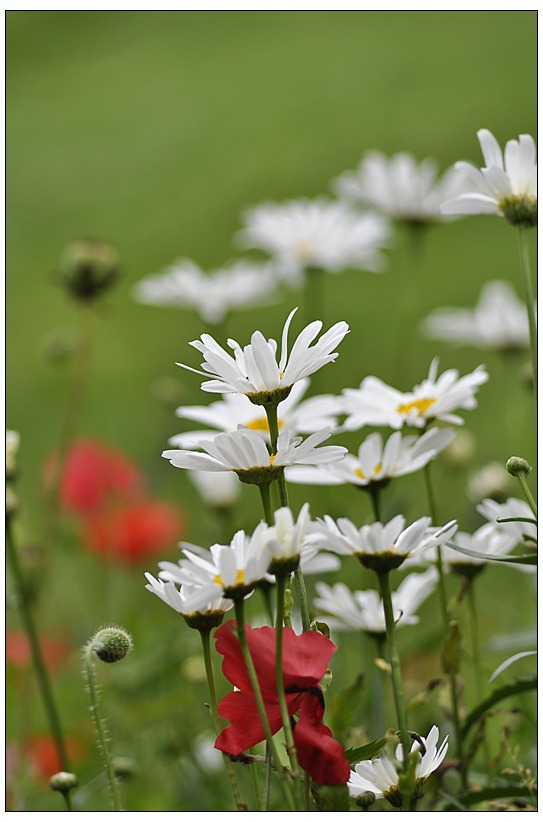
460,674,537,742
496,516,537,525
443,542,537,565
344,736,387,765
328,673,364,741
439,783,536,811
489,651,537,684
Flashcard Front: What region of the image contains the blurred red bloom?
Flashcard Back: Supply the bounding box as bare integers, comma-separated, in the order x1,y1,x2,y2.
6,629,71,670
23,734,86,780
214,620,350,785
82,498,183,564
44,438,144,515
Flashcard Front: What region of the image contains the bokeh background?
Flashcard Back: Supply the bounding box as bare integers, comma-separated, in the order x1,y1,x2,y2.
6,10,537,811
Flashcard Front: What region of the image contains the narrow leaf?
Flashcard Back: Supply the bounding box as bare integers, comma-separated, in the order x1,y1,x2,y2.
461,674,537,742
496,516,537,525
344,736,387,765
489,651,537,684
443,542,537,565
439,783,536,811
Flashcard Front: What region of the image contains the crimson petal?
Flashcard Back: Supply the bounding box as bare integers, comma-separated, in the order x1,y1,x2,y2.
215,690,303,754
293,689,350,785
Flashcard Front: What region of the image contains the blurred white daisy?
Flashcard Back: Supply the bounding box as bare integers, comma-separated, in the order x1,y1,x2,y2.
334,150,467,223
441,130,537,225
308,514,456,571
188,470,241,509
237,197,391,286
133,258,278,324
162,426,347,485
262,503,310,572
178,307,349,400
348,726,448,806
313,567,438,636
170,377,341,449
285,428,455,487
341,358,488,431
477,497,537,546
421,281,532,351
6,430,20,479
467,462,513,504
408,523,518,573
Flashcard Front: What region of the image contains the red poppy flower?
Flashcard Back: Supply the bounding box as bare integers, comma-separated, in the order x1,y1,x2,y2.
6,629,71,670
214,620,350,785
44,438,144,515
23,734,87,780
82,498,183,564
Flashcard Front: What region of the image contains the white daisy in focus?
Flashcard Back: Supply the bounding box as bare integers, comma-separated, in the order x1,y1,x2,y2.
348,726,448,807
313,567,438,637
441,130,537,226
285,428,455,488
334,150,467,223
237,198,391,286
308,514,457,572
169,377,341,449
156,525,271,612
341,358,488,431
162,426,347,486
178,307,349,401
477,497,537,546
188,470,241,509
133,258,278,324
421,281,532,351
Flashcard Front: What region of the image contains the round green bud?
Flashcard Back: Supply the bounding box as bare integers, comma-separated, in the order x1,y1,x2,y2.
112,756,137,779
59,238,120,302
91,626,133,663
246,386,292,408
506,456,532,477
50,771,79,793
356,791,376,809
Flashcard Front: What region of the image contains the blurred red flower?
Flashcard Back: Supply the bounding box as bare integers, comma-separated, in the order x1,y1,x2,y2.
23,734,87,780
82,498,183,564
44,438,144,515
214,620,350,786
6,629,71,670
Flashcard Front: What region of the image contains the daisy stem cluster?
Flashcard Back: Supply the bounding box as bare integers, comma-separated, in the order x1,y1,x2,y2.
6,513,70,772
199,628,247,811
232,598,296,812
274,573,300,791
515,224,537,395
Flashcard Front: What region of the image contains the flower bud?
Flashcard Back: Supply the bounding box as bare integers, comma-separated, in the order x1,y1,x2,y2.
59,239,119,302
49,771,79,793
356,791,376,808
502,196,537,227
506,456,532,477
90,626,132,663
112,756,137,779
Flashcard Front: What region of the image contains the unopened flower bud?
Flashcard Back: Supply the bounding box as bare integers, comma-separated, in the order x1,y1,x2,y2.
356,791,376,808
506,456,532,477
49,771,79,793
59,239,119,302
90,626,132,663
502,196,537,228
112,756,137,779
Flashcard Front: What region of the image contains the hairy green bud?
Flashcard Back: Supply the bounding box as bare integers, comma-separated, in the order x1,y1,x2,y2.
90,626,132,663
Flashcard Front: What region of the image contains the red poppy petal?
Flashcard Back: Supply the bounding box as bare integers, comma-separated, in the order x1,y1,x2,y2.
293,690,350,785
280,628,337,691
215,690,302,755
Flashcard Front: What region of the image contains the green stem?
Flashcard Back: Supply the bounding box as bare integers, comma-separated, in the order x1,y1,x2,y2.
84,644,122,811
233,598,295,811
61,792,75,812
516,224,537,395
200,629,247,811
376,571,410,766
275,575,300,795
423,461,449,631
467,580,483,703
368,485,381,522
259,482,274,527
516,472,537,519
6,515,70,771
449,670,466,789
294,567,311,633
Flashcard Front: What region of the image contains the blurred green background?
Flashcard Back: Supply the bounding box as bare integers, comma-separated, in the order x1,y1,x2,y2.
6,10,537,811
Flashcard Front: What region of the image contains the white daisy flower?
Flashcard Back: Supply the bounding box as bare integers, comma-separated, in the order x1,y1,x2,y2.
438,524,519,573
314,567,438,636
421,281,532,351
467,462,513,504
188,470,241,509
178,307,349,402
169,377,341,449
144,574,234,622
133,258,278,324
162,426,347,486
308,514,457,572
441,130,537,226
334,150,467,223
477,497,537,546
341,358,488,431
157,525,271,612
262,503,310,573
285,428,455,487
348,726,448,805
237,197,391,286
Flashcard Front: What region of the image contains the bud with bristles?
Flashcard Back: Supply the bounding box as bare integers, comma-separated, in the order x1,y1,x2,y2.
90,626,132,663
59,239,119,302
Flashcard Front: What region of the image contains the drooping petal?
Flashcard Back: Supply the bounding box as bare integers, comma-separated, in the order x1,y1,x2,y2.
215,689,302,754
293,688,350,785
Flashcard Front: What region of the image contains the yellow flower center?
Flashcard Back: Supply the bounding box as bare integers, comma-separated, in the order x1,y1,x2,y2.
269,454,276,464
355,464,382,480
214,568,245,587
246,417,284,433
293,239,316,261
396,397,436,417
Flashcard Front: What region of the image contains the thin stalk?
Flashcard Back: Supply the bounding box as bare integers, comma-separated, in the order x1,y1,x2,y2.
449,670,466,790
274,574,299,780
516,224,537,395
249,749,264,813
6,515,70,770
466,580,483,703
84,644,122,811
259,482,274,526
423,461,449,631
46,305,95,546
62,792,75,812
516,472,537,519
376,570,410,765
368,485,381,522
200,629,246,811
233,599,295,811
372,634,387,737
392,222,427,385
